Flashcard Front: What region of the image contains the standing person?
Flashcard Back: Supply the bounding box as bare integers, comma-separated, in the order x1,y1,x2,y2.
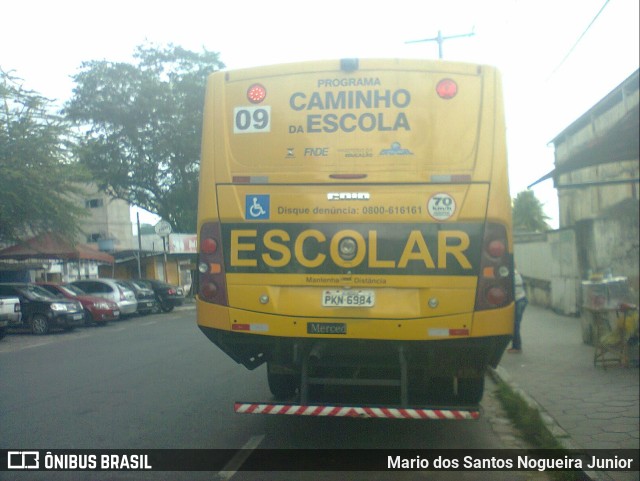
508,269,528,353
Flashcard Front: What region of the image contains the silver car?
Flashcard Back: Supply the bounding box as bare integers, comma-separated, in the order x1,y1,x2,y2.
70,279,138,316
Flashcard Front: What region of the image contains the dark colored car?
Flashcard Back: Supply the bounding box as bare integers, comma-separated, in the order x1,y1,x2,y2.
0,283,85,335
139,279,185,312
118,280,157,315
37,282,120,325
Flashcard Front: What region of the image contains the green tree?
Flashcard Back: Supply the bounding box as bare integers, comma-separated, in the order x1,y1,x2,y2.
64,43,224,233
0,69,87,244
512,190,551,232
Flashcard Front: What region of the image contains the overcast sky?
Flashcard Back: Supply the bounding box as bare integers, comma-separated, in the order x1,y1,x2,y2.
2,0,638,227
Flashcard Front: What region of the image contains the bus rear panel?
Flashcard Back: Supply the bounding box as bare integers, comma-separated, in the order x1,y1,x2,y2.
197,58,513,415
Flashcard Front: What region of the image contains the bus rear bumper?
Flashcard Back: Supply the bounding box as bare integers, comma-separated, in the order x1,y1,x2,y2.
198,325,511,372
234,401,480,420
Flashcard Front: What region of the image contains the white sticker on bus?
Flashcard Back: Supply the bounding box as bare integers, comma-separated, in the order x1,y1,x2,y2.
427,193,456,221
233,106,271,134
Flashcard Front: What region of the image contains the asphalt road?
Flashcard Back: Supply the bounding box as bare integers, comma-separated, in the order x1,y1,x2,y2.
0,308,549,481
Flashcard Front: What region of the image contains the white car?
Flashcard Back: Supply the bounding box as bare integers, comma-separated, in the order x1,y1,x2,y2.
70,279,138,316
0,296,22,339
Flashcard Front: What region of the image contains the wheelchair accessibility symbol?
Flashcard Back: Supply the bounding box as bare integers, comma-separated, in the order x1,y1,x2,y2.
246,195,270,220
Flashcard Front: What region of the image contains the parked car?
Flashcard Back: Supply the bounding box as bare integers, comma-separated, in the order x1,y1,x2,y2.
0,296,22,339
70,279,138,317
117,280,156,315
0,283,84,335
139,279,185,312
37,282,120,326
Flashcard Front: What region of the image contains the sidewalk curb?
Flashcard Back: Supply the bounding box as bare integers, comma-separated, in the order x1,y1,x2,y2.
175,304,195,311
488,366,609,481
174,300,196,312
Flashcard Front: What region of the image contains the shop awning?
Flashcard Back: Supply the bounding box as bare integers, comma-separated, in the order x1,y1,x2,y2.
0,233,114,264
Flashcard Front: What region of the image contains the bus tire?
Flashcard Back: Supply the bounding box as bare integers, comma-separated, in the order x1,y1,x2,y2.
428,377,455,404
267,364,297,400
457,377,485,405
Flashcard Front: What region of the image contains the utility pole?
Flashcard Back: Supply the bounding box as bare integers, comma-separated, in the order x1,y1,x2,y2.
136,212,142,278
406,29,475,59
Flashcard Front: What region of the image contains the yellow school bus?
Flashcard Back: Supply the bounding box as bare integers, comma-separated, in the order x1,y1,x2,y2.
197,58,513,419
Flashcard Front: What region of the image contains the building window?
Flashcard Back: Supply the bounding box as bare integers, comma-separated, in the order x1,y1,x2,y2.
85,198,104,208
86,233,103,243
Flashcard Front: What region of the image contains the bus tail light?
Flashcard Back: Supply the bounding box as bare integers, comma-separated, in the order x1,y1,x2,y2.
199,222,228,306
436,78,458,99
475,223,513,311
247,84,267,104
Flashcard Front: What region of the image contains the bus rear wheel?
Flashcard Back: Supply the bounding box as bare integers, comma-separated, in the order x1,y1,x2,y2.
267,363,298,400
457,377,485,405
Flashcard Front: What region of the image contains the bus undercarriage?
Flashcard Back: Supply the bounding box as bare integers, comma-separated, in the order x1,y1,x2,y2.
199,326,510,417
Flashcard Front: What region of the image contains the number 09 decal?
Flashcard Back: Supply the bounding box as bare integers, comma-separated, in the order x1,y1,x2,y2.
234,106,271,133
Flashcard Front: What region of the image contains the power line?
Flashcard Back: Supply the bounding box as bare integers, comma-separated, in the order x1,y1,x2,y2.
548,0,611,78
405,28,475,59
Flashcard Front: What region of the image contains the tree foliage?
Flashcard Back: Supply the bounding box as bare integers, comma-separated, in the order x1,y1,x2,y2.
64,44,225,233
512,190,551,233
0,69,87,244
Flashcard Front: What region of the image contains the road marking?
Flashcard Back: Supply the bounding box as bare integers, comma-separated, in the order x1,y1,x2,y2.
17,340,54,350
0,332,92,353
215,434,265,480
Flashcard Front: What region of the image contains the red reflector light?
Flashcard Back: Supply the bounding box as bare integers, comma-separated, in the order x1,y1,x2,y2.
436,79,458,99
487,240,506,258
487,287,507,306
449,329,470,336
247,84,267,104
233,176,251,183
232,324,251,331
202,282,218,298
201,237,218,254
